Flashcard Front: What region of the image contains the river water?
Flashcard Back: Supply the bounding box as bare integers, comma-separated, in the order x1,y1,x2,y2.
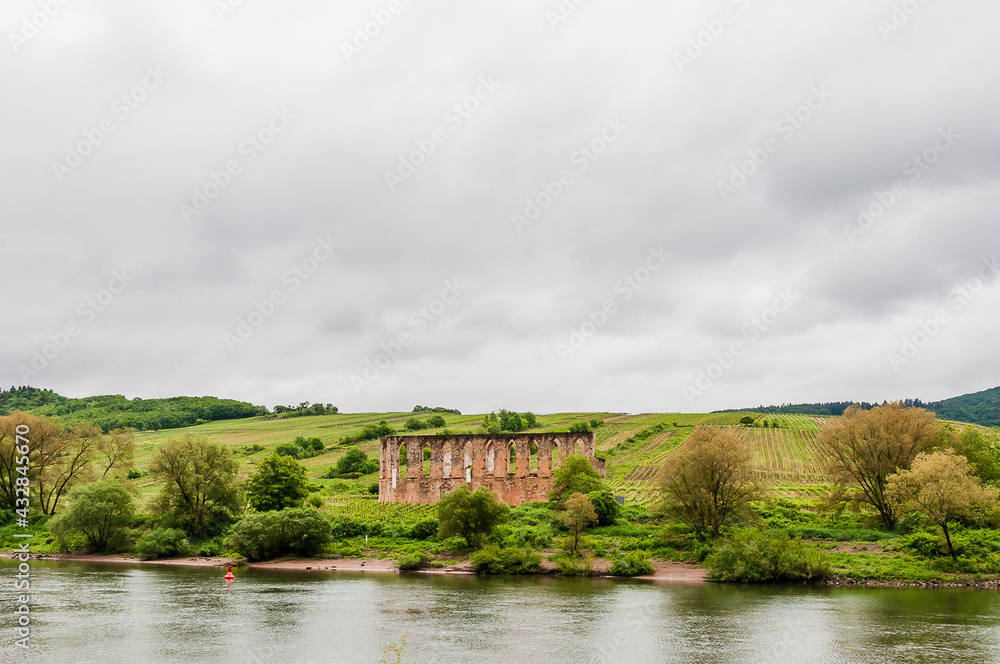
3,560,999,663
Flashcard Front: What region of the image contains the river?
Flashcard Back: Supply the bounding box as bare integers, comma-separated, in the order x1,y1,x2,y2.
3,560,999,663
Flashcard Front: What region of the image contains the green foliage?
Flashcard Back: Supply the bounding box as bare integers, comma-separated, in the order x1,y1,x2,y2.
470,544,541,574
246,453,310,512
356,421,395,442
197,537,224,557
404,418,427,431
740,416,755,426
568,421,591,433
409,517,439,540
550,552,593,576
426,415,447,428
588,418,604,429
610,550,655,576
332,447,379,476
498,409,524,432
412,405,461,415
3,388,266,432
523,412,537,428
48,480,135,553
927,385,1000,428
149,435,242,537
705,529,832,583
436,485,510,549
550,455,604,502
275,442,303,458
958,427,1000,484
307,494,325,509
396,551,430,570
587,490,620,526
481,413,501,434
135,527,193,560
226,507,332,561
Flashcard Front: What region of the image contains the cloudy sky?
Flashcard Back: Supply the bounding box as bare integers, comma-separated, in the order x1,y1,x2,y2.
3,0,999,415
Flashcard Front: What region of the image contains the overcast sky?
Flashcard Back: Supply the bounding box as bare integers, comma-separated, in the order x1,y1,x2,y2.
3,0,999,415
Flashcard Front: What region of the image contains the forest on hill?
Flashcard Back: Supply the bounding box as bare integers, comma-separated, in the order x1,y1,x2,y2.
0,386,267,432
719,386,1000,428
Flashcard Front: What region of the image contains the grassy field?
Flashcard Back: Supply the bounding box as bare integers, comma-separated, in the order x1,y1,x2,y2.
126,409,850,508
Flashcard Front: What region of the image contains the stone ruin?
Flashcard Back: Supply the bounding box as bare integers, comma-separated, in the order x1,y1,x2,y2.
379,432,606,506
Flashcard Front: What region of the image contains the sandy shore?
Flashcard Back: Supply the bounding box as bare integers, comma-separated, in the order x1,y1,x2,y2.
10,552,706,582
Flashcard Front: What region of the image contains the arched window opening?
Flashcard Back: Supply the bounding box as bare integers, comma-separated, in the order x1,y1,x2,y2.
509,443,517,475
399,444,408,480
486,443,496,474
423,445,432,478
530,442,539,473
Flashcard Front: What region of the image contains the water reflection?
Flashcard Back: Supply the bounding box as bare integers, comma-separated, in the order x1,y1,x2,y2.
2,561,998,664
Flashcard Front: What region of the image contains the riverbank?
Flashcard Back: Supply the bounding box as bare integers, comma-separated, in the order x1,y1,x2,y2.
6,551,706,582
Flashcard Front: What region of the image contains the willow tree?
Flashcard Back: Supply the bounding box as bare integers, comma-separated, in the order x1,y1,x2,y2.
658,426,759,540
150,435,241,536
888,450,998,560
820,403,951,530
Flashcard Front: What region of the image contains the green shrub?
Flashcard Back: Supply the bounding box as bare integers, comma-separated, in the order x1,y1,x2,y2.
705,529,831,583
568,422,591,433
470,545,541,575
426,415,447,428
587,490,620,526
396,551,430,570
441,535,468,551
275,442,301,458
226,508,331,561
551,552,593,576
48,480,135,553
610,550,655,576
307,494,325,509
408,517,439,540
197,538,223,557
135,528,193,560
897,530,944,557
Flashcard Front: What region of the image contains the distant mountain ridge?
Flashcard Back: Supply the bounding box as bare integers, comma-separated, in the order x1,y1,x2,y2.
718,385,1000,428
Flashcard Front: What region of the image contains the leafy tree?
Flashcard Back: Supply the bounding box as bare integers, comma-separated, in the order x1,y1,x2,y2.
740,416,755,426
568,421,591,433
150,435,242,536
246,453,310,512
426,415,447,428
357,421,395,442
820,403,950,530
561,492,597,554
226,507,331,561
550,455,604,502
275,442,302,458
658,426,759,540
436,485,510,549
481,413,501,434
956,427,1000,484
499,409,524,432
587,489,620,526
134,527,193,560
588,418,604,429
294,435,324,454
96,428,136,479
887,450,998,560
0,411,61,511
404,417,427,431
48,480,135,552
334,447,378,476
522,412,537,428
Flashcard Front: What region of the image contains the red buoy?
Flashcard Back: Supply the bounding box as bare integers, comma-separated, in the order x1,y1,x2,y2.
224,565,235,580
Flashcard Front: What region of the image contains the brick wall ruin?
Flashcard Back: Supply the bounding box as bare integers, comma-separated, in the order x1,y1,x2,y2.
379,433,606,506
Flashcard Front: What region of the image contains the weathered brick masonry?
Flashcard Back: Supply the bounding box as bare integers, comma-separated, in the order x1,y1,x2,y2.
379,433,606,506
